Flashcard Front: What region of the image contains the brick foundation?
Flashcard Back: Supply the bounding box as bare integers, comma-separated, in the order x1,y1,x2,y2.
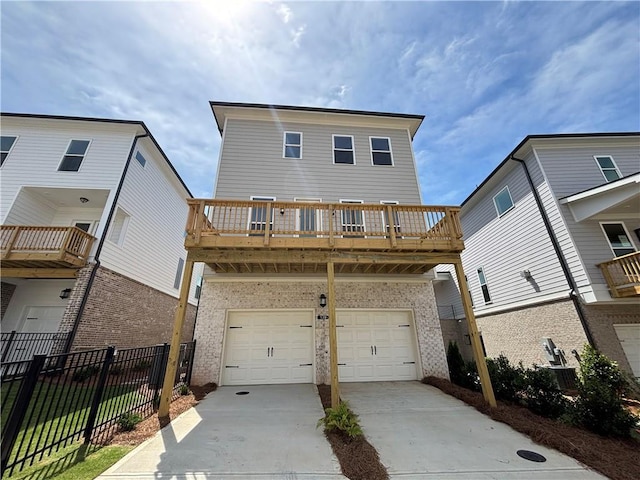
1,281,17,320
70,266,196,350
192,279,448,386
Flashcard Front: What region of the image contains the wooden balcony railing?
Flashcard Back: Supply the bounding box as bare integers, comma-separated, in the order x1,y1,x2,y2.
0,225,95,270
597,251,640,298
185,199,464,253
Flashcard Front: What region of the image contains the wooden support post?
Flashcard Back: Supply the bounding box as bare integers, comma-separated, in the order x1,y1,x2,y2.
453,259,496,407
2,226,20,260
263,202,272,246
327,261,340,408
158,260,195,418
387,205,397,248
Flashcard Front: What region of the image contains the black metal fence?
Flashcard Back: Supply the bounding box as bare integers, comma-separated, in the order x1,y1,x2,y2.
1,341,195,476
1,331,71,364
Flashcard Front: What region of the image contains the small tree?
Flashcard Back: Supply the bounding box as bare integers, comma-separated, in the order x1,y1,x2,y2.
522,366,567,418
446,341,466,385
486,355,526,403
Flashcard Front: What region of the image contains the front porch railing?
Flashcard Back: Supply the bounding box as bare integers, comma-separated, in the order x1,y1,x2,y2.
0,225,94,265
597,251,640,297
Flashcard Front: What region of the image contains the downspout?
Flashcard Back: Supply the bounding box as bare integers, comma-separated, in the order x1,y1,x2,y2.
63,133,148,353
510,155,595,346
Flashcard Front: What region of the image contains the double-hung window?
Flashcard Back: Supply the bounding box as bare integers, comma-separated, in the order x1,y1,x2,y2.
493,186,514,216
1,136,18,166
333,135,355,164
476,267,492,304
594,156,622,182
283,132,302,159
370,137,393,166
58,139,90,172
600,223,636,257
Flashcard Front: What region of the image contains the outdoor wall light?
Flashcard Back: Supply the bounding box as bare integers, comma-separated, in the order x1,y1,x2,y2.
280,208,285,215
319,294,327,308
59,288,72,300
79,197,89,204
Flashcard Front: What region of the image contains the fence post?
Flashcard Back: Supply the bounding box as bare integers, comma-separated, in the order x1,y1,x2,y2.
1,354,46,474
186,340,196,385
150,344,169,407
83,346,115,444
1,330,17,363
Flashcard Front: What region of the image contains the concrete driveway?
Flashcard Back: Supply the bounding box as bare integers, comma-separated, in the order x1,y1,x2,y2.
98,384,345,480
341,381,605,479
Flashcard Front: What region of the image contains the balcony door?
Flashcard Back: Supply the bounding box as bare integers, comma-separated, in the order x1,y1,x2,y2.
601,223,636,257
340,200,365,237
380,201,401,237
295,198,321,238
248,196,275,235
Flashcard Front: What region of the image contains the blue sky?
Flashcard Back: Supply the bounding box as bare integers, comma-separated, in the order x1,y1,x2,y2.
2,1,639,203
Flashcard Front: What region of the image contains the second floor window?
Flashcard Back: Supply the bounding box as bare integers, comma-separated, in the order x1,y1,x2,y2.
1,136,17,166
58,139,90,172
370,137,393,165
333,135,355,164
493,186,514,216
283,132,302,159
594,156,622,182
601,223,635,257
476,267,492,304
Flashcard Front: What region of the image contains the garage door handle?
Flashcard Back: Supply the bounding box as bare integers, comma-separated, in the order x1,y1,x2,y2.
403,362,415,364
374,346,377,355
225,365,239,368
299,325,313,328
299,363,312,366
371,346,374,355
398,324,410,327
270,347,274,357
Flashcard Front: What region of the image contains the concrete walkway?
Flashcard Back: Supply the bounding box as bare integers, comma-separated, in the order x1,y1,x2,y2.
341,381,606,479
98,384,345,480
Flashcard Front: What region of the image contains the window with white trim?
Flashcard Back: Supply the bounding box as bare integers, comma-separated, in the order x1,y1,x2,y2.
1,136,17,166
601,223,636,257
333,135,355,164
58,139,90,172
135,151,146,167
283,132,302,159
476,267,492,304
594,156,622,182
108,208,130,246
370,137,393,166
493,186,514,216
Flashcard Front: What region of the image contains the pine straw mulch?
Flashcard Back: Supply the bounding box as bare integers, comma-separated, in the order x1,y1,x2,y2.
317,384,389,480
107,383,218,446
423,376,640,480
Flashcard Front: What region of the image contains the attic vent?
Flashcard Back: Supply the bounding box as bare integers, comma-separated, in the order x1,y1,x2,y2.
135,151,146,167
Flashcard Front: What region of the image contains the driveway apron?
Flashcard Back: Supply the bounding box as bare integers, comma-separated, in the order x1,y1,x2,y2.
341,381,606,479
98,384,345,479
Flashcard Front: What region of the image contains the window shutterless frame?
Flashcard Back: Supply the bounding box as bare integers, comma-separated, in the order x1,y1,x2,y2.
248,196,276,235
594,155,622,183
283,132,302,159
599,222,637,258
476,267,492,304
108,207,130,246
1,135,18,166
369,136,394,166
332,135,355,165
493,186,515,217
58,139,91,172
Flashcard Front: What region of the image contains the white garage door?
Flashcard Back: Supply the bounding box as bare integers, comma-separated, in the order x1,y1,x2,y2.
337,310,418,382
614,324,640,377
222,310,314,386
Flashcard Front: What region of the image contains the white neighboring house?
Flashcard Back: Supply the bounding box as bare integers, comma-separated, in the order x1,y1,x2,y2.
1,113,201,358
433,133,640,377
186,102,472,388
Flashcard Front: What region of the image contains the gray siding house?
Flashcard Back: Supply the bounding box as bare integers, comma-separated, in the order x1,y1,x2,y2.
189,102,469,388
434,133,640,377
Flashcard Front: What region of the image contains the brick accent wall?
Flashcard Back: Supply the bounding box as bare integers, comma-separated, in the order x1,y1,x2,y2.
582,304,640,374
1,282,17,320
192,279,448,386
475,299,588,369
57,263,95,335
70,266,196,350
439,318,474,361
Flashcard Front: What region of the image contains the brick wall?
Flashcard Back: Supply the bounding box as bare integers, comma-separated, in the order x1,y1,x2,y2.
582,303,640,374
191,279,448,386
71,266,196,350
475,299,588,369
1,281,17,320
439,318,474,361
58,263,95,335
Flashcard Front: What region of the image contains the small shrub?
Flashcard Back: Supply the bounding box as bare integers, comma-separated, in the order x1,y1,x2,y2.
569,345,637,437
109,364,124,376
486,355,526,403
464,360,481,391
179,384,190,396
522,366,567,418
118,412,142,432
447,341,466,386
132,360,152,371
72,365,100,382
317,401,363,439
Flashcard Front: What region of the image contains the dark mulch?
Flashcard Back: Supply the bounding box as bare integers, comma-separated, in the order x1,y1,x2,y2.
190,382,217,400
424,376,640,480
316,384,389,480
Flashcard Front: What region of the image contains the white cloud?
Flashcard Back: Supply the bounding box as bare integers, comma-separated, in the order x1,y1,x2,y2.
277,3,293,23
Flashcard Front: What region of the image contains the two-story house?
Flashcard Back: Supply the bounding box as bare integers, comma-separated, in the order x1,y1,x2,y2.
434,133,640,377
1,113,201,358
180,102,486,400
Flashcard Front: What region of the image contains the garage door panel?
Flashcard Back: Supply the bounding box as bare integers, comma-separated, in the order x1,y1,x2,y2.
614,324,640,377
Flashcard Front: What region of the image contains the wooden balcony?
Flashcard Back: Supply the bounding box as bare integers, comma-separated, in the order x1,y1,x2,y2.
597,251,640,298
185,199,464,274
1,226,95,277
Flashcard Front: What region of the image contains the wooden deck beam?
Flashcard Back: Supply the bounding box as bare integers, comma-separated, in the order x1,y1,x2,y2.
0,268,79,278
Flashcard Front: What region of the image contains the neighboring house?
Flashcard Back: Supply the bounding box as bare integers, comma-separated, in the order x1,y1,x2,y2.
1,113,201,357
434,133,640,377
186,101,470,388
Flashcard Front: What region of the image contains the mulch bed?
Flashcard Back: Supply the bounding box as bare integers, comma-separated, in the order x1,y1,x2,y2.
424,376,640,480
317,384,389,480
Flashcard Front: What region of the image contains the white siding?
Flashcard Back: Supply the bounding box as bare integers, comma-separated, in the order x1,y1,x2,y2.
99,139,198,303
215,119,421,203
0,117,134,223
433,264,465,319
4,188,57,225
